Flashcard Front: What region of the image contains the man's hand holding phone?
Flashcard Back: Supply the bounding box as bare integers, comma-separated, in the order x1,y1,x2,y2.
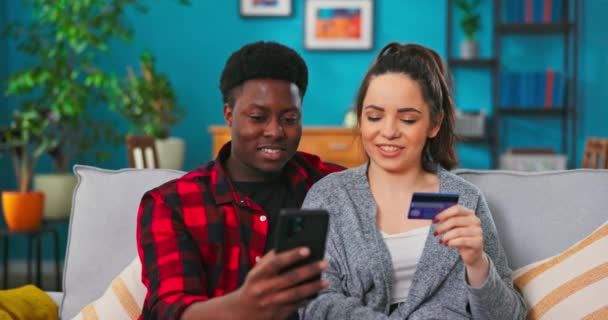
233,247,329,320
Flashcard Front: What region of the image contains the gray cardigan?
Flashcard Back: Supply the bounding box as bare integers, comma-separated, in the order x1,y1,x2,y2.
300,165,527,320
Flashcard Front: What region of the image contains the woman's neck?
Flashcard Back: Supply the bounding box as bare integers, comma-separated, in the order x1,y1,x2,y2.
367,161,436,194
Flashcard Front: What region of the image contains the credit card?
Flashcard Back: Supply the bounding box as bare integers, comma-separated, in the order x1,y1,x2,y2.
407,192,459,220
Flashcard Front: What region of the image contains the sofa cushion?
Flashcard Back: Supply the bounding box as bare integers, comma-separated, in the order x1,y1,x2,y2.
455,169,608,269
512,220,607,319
72,257,146,320
61,165,184,320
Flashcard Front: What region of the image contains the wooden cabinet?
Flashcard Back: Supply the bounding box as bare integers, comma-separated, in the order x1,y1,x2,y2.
208,126,367,168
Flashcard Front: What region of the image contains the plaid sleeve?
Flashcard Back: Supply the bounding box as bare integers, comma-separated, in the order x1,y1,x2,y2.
137,190,208,319
318,161,346,175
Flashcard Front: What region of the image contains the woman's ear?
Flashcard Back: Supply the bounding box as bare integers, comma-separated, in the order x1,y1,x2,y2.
428,111,444,138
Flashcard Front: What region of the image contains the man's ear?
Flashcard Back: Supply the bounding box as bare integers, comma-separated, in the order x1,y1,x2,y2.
223,103,233,127
428,112,444,138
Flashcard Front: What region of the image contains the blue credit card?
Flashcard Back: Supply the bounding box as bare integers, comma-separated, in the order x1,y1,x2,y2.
407,192,459,220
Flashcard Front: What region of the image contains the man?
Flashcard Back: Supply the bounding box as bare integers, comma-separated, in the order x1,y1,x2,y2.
136,41,343,320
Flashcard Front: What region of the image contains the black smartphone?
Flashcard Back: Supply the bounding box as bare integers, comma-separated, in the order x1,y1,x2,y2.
273,209,329,285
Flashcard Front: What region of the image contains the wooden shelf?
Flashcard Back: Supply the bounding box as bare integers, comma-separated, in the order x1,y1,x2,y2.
497,107,567,116
448,58,497,68
496,23,573,34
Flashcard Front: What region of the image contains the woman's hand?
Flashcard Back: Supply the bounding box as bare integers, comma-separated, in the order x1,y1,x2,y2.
433,205,489,287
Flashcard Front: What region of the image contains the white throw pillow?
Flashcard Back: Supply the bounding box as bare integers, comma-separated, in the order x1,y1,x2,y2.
72,257,146,320
512,220,608,320
61,165,184,319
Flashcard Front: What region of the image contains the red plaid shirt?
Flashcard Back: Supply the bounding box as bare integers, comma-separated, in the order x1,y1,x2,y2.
136,143,343,319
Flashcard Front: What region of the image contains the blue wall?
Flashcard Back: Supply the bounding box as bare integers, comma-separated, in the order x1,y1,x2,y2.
1,1,607,260
4,1,607,174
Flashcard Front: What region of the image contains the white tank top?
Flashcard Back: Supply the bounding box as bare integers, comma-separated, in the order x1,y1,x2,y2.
381,226,430,304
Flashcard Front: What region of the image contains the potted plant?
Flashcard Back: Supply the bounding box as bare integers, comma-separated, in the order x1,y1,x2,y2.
1,107,57,231
3,0,153,219
455,0,482,59
110,50,186,170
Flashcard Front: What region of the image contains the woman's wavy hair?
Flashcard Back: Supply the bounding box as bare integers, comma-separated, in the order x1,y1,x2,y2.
354,42,458,170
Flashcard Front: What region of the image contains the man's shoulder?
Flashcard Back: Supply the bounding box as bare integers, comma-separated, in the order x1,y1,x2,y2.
146,160,217,197
292,151,345,177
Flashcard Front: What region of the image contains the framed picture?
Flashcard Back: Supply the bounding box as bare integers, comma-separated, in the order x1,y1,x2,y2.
304,0,373,50
240,0,292,17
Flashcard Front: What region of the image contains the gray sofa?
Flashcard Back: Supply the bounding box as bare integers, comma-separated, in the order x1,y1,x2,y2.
49,165,608,319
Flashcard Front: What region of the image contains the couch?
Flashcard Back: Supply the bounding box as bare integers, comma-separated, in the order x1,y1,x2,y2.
48,165,608,319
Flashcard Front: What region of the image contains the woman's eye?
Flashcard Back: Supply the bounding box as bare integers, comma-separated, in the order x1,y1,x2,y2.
400,119,417,124
367,116,381,122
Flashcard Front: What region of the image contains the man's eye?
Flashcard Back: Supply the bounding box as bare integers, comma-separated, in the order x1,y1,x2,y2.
249,115,264,121
282,116,299,125
281,113,300,125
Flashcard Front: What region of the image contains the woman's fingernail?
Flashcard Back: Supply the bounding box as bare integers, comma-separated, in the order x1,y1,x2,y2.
432,218,439,223
433,230,439,236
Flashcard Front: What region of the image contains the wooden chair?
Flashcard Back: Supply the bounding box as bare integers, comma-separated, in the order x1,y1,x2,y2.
126,135,159,169
582,137,608,169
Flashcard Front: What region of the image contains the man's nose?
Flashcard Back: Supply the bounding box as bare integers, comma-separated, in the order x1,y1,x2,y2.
264,119,284,138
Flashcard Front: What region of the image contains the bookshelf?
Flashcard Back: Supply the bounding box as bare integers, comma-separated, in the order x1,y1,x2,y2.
446,0,579,169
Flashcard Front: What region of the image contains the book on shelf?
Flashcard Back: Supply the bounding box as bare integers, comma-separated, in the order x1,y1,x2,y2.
499,70,565,109
504,0,564,24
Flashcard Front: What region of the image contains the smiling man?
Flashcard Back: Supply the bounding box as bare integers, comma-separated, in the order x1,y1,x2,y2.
136,41,343,320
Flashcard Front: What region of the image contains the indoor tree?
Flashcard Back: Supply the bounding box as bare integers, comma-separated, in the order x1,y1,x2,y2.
4,0,190,172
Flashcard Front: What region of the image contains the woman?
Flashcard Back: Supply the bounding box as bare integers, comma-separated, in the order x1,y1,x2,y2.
300,43,527,319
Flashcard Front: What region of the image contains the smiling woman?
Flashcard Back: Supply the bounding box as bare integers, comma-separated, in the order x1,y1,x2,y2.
359,73,441,174
300,42,527,319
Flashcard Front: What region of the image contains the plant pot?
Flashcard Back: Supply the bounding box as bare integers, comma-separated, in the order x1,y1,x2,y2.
34,173,77,220
460,40,479,59
2,191,45,231
156,137,185,170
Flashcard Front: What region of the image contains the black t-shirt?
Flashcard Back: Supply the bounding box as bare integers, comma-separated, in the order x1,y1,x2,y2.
233,179,298,253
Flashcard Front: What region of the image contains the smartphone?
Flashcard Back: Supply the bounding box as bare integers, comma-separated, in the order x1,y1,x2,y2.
273,209,329,288
407,192,459,220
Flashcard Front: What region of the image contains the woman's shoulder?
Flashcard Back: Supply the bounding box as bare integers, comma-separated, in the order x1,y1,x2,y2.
311,164,366,188
438,168,483,196
305,164,367,201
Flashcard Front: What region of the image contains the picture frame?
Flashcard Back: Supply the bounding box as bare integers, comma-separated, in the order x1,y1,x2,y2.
240,0,292,17
304,0,374,50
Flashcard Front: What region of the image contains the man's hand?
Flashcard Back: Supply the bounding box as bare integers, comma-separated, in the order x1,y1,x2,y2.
233,247,329,320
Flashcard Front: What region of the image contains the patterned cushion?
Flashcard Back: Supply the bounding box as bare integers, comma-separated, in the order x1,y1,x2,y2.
72,257,145,320
512,220,608,319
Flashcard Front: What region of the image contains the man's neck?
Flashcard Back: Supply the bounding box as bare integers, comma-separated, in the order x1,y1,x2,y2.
224,155,282,182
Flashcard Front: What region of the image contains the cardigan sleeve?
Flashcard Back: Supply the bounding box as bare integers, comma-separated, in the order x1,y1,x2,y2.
466,193,528,320
299,180,404,320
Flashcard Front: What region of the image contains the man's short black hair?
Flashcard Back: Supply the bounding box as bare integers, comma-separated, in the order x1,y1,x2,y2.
219,41,308,106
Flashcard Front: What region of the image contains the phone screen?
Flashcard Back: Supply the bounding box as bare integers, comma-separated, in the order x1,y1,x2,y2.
273,209,329,286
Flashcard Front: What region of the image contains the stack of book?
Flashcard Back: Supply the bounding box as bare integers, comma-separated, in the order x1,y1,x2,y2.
504,0,564,23
500,70,566,108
